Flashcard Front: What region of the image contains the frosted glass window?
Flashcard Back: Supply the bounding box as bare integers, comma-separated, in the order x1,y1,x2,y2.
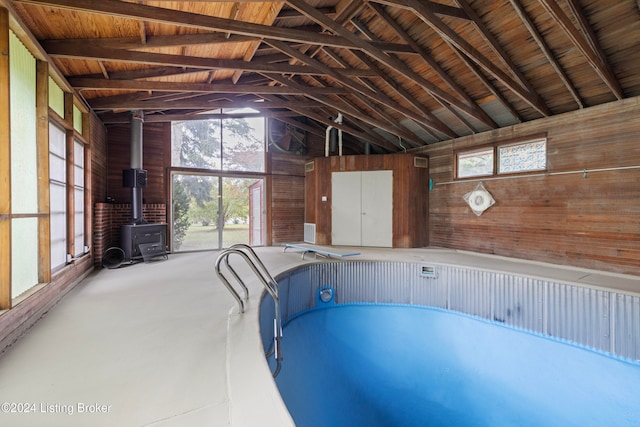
498,138,547,174
11,218,39,299
48,77,64,117
10,31,37,214
50,122,67,270
74,140,85,256
73,105,83,134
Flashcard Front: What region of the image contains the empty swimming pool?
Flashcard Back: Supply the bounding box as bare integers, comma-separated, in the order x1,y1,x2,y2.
273,304,640,427
259,260,640,426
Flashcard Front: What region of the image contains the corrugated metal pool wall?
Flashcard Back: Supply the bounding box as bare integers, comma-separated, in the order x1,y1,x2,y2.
271,261,639,361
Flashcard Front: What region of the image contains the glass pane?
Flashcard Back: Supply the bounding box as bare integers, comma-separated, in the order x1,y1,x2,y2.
50,154,66,183
172,174,220,251
171,120,222,169
10,31,37,214
74,140,84,167
12,218,39,298
222,116,265,172
75,187,84,255
73,105,83,134
221,177,263,247
457,148,494,178
498,139,547,174
50,182,66,270
49,122,66,157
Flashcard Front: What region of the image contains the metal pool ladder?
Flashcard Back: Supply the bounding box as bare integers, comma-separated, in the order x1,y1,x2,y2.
215,244,283,377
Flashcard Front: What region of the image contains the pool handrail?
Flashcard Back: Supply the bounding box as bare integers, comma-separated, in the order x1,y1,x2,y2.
215,245,283,377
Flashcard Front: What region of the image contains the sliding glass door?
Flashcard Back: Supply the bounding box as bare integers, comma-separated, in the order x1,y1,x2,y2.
171,174,263,251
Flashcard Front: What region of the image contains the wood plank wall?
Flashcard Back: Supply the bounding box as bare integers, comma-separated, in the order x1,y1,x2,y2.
269,152,306,245
106,122,168,205
306,154,429,248
413,97,640,276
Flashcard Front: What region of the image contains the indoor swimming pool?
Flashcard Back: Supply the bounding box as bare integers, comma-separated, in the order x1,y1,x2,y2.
260,260,640,426
273,304,640,427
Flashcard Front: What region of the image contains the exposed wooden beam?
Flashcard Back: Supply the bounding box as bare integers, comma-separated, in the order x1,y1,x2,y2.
14,0,367,50
347,48,456,139
456,0,543,105
99,109,302,124
365,0,471,20
89,95,325,111
45,43,367,77
286,0,493,128
367,3,498,131
275,7,336,20
563,0,623,100
509,0,583,109
264,75,423,148
262,94,398,152
41,33,257,51
267,39,452,139
67,77,350,96
404,0,552,117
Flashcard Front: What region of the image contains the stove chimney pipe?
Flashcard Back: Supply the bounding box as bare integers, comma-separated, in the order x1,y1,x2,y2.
128,110,146,224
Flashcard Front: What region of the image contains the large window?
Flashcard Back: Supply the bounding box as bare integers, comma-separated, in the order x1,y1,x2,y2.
170,113,266,251
10,30,39,298
171,112,265,172
456,136,547,179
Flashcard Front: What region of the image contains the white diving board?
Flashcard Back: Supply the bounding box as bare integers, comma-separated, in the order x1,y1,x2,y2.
283,243,361,260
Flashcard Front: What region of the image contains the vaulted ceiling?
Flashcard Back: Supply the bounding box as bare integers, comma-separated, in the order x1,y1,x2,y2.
6,0,640,153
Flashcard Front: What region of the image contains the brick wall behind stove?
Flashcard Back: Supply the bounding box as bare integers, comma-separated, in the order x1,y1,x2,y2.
93,203,166,267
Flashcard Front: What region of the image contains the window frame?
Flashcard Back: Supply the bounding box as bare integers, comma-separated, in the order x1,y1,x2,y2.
455,134,548,180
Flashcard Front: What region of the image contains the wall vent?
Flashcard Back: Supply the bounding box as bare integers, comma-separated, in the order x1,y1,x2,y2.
304,223,316,244
305,161,315,173
414,157,428,168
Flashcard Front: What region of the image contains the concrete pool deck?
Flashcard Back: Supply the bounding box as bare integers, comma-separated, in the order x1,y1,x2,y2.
0,247,638,426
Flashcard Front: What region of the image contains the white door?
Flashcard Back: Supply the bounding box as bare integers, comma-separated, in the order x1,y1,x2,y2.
331,170,393,247
331,171,362,246
361,170,393,247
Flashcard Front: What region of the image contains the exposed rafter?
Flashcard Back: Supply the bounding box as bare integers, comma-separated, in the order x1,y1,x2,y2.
538,0,623,100
8,0,638,153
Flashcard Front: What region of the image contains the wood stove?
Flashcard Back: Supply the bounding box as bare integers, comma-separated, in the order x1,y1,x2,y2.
120,110,167,263
121,223,167,262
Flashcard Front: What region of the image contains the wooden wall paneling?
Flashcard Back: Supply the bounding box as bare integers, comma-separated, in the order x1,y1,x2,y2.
270,175,305,244
106,122,167,205
36,60,50,283
307,154,429,248
268,152,306,245
418,97,640,275
0,7,11,309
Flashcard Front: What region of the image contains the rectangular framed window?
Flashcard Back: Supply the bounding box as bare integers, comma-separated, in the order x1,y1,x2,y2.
73,139,85,256
498,138,546,174
455,135,547,180
171,110,265,173
456,148,494,178
49,122,67,270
